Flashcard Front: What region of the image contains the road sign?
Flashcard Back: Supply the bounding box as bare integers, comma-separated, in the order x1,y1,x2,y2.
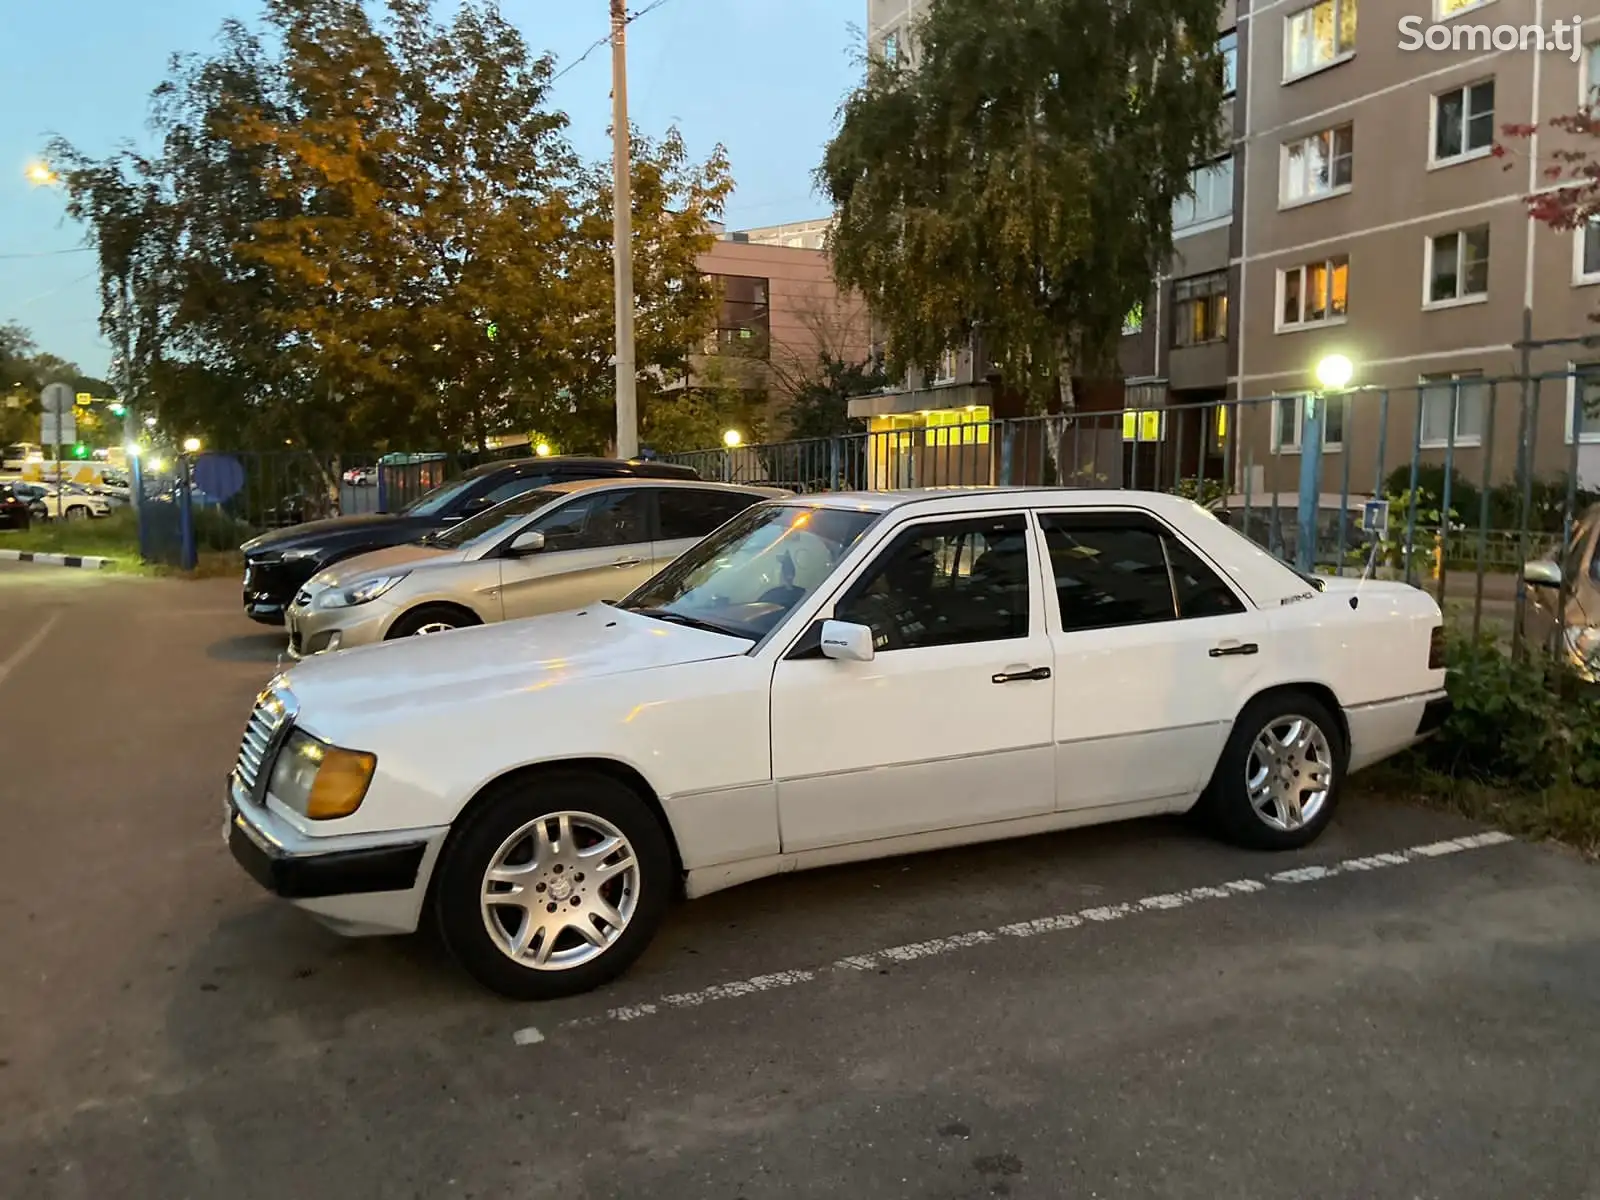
41,411,77,445
40,382,73,414
75,391,92,406
1362,499,1390,538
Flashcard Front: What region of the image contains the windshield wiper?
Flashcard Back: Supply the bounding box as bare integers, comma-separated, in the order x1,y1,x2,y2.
622,607,753,639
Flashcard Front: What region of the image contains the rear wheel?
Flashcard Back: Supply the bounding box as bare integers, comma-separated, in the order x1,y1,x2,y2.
386,604,479,639
1201,691,1346,851
64,505,90,521
433,771,674,1000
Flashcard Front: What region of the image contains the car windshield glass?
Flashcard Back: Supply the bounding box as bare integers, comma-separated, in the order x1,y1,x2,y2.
402,475,480,517
429,488,565,550
619,503,880,640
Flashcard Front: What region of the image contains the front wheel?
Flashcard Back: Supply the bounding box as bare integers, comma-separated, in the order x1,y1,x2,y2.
64,505,90,521
386,605,477,639
1200,691,1346,851
433,771,674,1000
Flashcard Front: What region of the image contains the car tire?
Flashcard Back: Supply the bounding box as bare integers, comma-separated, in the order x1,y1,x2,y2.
386,605,479,639
1199,690,1347,851
433,770,675,1000
65,505,89,521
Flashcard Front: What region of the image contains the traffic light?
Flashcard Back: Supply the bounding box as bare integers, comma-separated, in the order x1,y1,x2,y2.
71,443,88,459
108,402,126,417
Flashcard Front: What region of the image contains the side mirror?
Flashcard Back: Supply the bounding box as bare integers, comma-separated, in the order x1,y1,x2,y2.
509,529,546,555
819,619,875,663
1523,559,1562,588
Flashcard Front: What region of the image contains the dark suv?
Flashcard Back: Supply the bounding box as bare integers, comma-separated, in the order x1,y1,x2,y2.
240,456,699,625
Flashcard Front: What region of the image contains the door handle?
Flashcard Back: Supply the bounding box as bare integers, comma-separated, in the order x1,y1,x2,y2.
1209,641,1259,658
992,666,1052,684
612,557,643,568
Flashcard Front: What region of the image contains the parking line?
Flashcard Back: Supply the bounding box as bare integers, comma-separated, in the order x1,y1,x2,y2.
0,613,59,690
527,831,1515,1044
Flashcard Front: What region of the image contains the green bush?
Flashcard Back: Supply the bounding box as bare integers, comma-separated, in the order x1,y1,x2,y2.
1417,631,1600,790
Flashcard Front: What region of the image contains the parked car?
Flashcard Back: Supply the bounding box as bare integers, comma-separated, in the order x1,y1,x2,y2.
11,481,110,521
1521,502,1600,681
239,456,701,625
285,479,787,657
342,466,377,487
0,483,32,530
225,488,1450,1000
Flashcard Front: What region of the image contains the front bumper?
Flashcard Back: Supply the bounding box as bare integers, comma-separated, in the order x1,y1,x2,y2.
242,557,320,625
225,778,448,936
285,599,393,659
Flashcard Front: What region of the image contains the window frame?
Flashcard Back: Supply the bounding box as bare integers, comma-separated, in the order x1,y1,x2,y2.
1418,371,1488,448
1271,393,1348,454
1279,123,1355,209
1275,254,1350,332
1423,225,1491,308
931,347,960,385
1034,509,1250,635
1434,0,1496,20
1170,270,1229,348
1219,30,1239,97
1565,362,1600,445
1573,219,1600,286
1430,79,1497,167
1173,156,1234,237
829,512,1037,651
1582,41,1600,108
1282,0,1358,83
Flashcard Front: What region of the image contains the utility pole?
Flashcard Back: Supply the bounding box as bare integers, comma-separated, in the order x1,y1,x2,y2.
609,0,639,459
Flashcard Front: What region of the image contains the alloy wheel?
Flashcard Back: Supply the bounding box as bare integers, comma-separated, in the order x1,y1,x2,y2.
1244,714,1334,832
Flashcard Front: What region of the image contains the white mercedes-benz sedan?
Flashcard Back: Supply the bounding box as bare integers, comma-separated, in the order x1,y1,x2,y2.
224,488,1451,1000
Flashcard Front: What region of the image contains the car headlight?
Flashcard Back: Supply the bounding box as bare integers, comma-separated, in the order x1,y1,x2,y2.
316,573,408,608
267,730,377,820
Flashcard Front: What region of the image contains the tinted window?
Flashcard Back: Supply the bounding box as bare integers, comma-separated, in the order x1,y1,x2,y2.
1039,517,1175,631
658,489,763,540
836,514,1030,651
1165,537,1247,618
533,489,650,551
479,474,552,506
430,488,565,550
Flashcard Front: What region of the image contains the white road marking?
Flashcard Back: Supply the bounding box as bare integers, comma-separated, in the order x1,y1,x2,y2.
535,830,1517,1042
0,613,59,690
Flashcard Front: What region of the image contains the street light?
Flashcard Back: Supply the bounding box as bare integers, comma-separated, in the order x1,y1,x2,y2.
722,429,743,448
1314,353,1354,392
182,436,201,453
24,161,57,186
534,442,552,457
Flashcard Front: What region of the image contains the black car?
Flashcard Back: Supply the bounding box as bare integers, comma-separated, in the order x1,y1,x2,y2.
239,456,700,624
0,483,32,531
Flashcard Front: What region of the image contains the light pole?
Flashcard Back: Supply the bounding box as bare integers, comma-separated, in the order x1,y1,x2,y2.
610,0,639,459
1297,354,1355,573
721,429,742,482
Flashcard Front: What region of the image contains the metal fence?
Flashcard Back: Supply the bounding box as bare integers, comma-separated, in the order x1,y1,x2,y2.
664,371,1600,655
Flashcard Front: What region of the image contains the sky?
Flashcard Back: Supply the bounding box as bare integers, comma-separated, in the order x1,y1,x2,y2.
0,0,866,378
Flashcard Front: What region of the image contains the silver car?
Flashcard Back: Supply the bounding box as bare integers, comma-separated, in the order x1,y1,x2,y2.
284,478,789,657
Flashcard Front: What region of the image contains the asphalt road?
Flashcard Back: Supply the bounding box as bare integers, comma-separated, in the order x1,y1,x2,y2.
2,559,1598,1199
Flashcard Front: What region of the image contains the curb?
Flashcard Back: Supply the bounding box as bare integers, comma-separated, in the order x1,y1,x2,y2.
0,549,114,570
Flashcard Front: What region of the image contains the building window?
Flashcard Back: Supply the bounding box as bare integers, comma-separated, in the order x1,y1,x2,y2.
1122,301,1145,336
1435,0,1494,17
1282,124,1354,205
881,28,901,63
1433,80,1495,164
1575,221,1600,284
1584,43,1600,107
932,348,959,385
1567,364,1600,443
1425,226,1490,305
1277,255,1349,330
1272,394,1347,452
705,274,770,358
1171,271,1228,347
1284,0,1357,80
1122,410,1166,442
924,407,991,445
1219,30,1238,96
1173,156,1233,235
1420,372,1488,447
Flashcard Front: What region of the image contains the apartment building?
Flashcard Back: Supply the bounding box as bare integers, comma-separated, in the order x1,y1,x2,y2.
1235,0,1600,495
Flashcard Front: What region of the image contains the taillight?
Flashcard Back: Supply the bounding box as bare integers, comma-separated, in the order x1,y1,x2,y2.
1428,626,1446,670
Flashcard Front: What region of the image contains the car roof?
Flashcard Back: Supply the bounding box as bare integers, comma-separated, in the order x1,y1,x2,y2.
460,455,698,480
774,487,1211,516
538,477,791,499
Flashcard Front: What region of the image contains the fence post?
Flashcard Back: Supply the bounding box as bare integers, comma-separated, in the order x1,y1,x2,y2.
1296,394,1325,573
178,454,197,571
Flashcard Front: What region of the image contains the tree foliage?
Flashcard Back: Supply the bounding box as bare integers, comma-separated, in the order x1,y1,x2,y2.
48,0,733,455
0,323,116,447
818,0,1227,407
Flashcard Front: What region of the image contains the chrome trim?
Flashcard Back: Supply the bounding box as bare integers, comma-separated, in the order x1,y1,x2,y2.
232,685,299,801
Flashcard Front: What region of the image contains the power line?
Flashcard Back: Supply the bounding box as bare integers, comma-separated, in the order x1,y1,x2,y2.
552,0,680,81
0,246,93,261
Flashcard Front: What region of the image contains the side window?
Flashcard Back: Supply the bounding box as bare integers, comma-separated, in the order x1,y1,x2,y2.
1039,516,1175,632
658,489,762,540
478,474,551,506
835,514,1031,651
532,489,650,552
1164,537,1247,619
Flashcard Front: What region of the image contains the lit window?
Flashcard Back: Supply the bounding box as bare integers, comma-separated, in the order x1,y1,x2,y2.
1173,157,1233,234
1426,226,1490,304
1419,372,1488,446
1433,80,1495,163
1284,0,1357,80
924,408,991,446
1171,271,1228,347
1282,125,1354,204
1273,394,1347,452
1277,255,1349,330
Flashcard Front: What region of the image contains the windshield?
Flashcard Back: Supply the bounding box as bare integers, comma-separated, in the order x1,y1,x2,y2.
429,488,565,550
619,503,880,640
403,475,481,517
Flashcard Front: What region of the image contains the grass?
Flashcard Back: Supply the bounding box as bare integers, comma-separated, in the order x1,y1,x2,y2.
0,508,242,578
1368,761,1600,859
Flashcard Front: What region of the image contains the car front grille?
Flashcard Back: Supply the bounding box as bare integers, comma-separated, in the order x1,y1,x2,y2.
235,687,297,795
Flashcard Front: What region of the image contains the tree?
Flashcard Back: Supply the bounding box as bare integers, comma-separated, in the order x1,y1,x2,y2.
817,0,1227,411
49,0,732,456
